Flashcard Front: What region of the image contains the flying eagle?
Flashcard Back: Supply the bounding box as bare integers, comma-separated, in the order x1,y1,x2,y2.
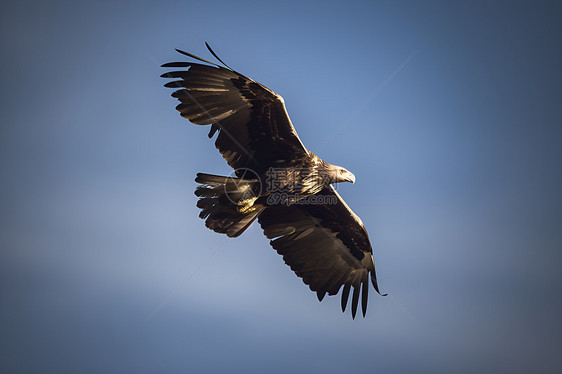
161,43,385,318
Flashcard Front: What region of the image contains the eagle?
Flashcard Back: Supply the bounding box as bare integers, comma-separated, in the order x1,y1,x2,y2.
161,43,385,318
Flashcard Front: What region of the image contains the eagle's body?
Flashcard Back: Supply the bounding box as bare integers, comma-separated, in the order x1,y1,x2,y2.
162,44,384,318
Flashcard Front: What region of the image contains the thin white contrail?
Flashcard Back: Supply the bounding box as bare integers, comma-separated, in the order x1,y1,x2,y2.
317,51,417,152
379,284,415,320
145,238,228,322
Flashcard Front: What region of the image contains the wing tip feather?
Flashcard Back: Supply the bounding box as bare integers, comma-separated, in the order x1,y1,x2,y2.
341,284,351,313
361,274,369,317
370,270,388,297
351,284,360,319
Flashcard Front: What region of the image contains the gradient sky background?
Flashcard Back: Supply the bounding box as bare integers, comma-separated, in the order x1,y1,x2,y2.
1,1,561,373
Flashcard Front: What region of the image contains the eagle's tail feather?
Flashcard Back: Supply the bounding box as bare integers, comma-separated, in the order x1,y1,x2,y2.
195,173,264,238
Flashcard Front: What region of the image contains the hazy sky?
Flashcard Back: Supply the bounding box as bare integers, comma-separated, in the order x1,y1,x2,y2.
1,1,561,373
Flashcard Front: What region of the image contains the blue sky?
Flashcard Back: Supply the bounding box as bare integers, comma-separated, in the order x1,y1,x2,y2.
1,1,561,373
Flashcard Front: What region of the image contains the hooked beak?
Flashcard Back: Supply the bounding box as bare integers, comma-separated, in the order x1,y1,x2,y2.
347,172,356,184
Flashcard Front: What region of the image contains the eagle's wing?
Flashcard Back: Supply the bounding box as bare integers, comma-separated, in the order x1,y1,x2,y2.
258,186,385,318
161,48,309,175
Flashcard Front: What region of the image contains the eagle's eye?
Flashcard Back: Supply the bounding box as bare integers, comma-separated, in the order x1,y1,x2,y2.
339,170,345,174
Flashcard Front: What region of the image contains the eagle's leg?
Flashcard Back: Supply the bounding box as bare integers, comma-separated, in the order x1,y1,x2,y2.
237,196,258,213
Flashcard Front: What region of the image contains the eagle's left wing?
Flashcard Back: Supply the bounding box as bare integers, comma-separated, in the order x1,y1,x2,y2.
161,46,309,176
258,186,385,318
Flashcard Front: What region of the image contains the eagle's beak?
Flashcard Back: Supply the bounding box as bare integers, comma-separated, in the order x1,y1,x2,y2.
347,172,356,184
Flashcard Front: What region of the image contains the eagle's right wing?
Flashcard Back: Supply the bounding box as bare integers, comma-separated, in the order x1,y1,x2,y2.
258,186,386,318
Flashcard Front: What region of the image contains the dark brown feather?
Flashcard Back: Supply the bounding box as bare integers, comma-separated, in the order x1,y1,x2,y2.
258,186,382,317
162,50,309,175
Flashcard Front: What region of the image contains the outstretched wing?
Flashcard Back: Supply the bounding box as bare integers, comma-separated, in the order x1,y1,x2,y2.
161,46,309,175
258,186,385,318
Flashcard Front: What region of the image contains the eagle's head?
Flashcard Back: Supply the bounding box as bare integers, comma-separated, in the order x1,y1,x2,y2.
326,164,356,184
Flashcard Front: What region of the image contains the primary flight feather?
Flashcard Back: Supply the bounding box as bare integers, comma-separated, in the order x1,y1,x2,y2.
161,43,385,318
